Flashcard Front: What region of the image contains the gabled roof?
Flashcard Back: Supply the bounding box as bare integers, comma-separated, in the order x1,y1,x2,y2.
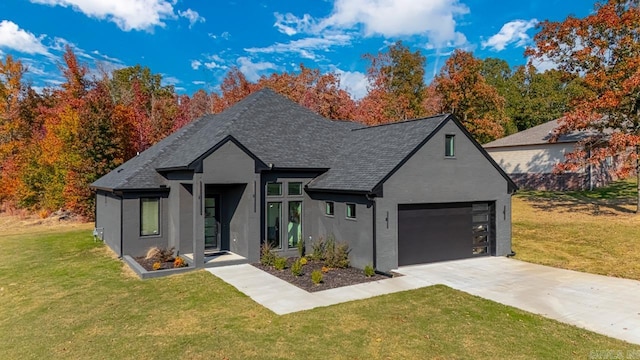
483,119,592,148
92,89,514,193
306,114,449,192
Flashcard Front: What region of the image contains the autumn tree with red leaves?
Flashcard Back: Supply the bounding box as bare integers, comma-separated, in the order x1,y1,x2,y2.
527,0,640,212
435,50,510,144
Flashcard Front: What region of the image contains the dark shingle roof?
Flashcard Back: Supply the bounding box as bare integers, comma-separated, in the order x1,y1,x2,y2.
92,90,489,193
306,115,449,192
483,119,592,148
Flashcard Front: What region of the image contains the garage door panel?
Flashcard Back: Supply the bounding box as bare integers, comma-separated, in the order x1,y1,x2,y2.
398,202,490,266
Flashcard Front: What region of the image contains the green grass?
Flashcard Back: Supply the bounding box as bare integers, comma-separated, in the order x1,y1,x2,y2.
513,179,640,280
1,228,637,359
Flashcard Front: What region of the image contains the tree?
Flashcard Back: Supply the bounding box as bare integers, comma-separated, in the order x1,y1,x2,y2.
358,41,427,123
527,0,640,212
435,50,511,143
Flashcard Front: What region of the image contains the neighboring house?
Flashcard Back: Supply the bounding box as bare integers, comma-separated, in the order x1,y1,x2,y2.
91,89,516,272
484,119,617,191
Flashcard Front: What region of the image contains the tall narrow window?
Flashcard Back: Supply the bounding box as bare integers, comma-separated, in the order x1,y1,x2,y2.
325,201,334,216
445,134,455,157
140,198,159,236
288,201,302,247
346,203,356,219
266,202,282,248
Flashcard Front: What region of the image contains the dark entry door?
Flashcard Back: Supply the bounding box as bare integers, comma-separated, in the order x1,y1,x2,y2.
398,202,492,266
204,194,220,250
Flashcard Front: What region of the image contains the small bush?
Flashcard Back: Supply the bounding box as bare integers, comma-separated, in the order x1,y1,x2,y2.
311,270,323,284
310,237,325,260
299,257,308,265
291,259,303,276
260,242,276,266
296,237,305,257
173,256,187,268
152,261,161,271
364,264,375,277
324,238,350,269
321,266,329,273
274,256,287,270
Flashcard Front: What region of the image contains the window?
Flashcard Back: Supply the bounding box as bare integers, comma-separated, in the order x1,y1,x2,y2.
140,198,159,236
325,201,334,216
445,134,455,157
346,203,356,219
266,182,282,196
288,182,302,196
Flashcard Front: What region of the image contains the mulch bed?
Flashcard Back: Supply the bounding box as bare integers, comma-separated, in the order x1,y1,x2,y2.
134,256,189,271
253,258,398,292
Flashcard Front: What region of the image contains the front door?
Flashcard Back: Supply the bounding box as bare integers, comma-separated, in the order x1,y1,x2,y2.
204,194,221,251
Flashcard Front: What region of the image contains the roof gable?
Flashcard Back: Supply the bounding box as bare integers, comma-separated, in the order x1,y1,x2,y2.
483,119,592,148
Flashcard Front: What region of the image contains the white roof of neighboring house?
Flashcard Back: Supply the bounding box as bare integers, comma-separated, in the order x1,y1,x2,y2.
484,119,593,148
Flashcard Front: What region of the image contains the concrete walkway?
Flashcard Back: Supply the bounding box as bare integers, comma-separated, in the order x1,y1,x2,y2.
207,258,640,345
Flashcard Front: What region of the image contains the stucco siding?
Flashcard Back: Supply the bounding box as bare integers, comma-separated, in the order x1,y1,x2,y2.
376,119,513,271
95,191,122,256
121,192,170,257
486,143,580,174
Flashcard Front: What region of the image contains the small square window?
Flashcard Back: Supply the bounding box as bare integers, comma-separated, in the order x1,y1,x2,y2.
288,182,302,196
346,203,356,219
325,201,334,216
266,182,282,196
445,134,455,157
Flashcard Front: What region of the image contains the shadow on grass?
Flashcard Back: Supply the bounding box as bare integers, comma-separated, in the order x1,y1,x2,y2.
517,179,637,216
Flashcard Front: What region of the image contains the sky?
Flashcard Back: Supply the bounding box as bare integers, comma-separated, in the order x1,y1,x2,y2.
0,0,594,99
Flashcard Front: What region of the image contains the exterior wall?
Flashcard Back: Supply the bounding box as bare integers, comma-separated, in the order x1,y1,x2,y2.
95,191,122,256
177,183,194,254
486,143,578,174
121,191,170,257
376,119,513,271
200,140,261,262
305,192,373,270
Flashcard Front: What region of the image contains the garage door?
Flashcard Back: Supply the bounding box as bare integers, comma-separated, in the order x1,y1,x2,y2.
398,202,493,266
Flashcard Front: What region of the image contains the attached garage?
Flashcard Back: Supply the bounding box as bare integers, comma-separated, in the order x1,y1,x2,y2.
397,202,495,266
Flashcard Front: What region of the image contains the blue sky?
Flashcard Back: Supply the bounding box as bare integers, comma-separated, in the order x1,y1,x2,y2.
0,0,593,99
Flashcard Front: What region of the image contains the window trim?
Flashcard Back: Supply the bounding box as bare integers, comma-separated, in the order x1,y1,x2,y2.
445,134,455,158
325,201,335,216
346,203,356,220
140,197,160,237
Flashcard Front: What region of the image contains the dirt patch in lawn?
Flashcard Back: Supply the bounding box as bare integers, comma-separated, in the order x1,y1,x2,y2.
253,258,397,292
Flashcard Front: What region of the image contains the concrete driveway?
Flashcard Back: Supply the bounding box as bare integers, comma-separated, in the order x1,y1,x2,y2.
397,257,640,345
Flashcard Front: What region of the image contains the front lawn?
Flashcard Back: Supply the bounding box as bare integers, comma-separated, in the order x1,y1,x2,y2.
513,178,640,280
1,224,637,359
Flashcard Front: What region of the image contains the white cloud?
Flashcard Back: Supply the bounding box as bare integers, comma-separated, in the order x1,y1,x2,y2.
529,53,559,72
274,12,316,36
162,75,181,86
91,49,122,64
179,8,205,28
482,19,538,52
237,57,278,82
320,0,469,48
191,59,202,70
334,68,368,100
30,0,176,31
244,34,352,60
192,80,206,85
0,20,49,55
204,61,224,70
209,31,231,40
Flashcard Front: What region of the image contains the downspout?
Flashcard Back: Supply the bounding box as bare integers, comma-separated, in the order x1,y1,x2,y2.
370,194,376,270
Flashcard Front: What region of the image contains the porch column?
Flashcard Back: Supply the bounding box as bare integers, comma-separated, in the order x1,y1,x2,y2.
192,173,205,267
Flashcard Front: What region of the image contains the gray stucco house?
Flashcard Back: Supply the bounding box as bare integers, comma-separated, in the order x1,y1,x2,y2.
91,89,516,272
484,119,618,191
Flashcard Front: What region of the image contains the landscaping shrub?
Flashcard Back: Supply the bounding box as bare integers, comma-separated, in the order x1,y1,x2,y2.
324,237,350,268
299,257,308,266
321,266,329,273
296,237,305,257
310,237,325,260
260,242,276,266
291,259,303,276
152,261,161,271
274,256,287,270
311,270,323,284
364,264,375,277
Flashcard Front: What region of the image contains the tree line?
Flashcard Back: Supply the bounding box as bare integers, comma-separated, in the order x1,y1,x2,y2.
4,0,637,218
